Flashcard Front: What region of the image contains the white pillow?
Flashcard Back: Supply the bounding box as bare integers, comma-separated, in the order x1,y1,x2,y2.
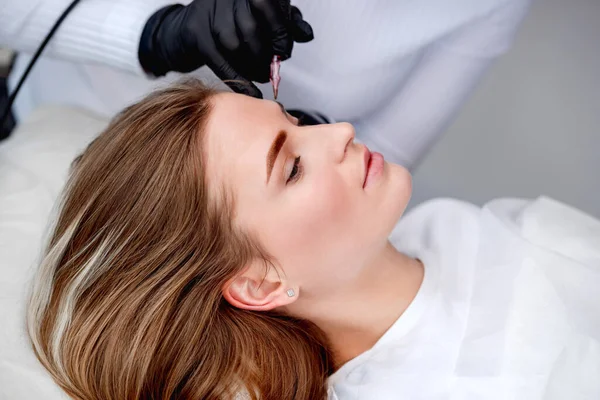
0,106,108,399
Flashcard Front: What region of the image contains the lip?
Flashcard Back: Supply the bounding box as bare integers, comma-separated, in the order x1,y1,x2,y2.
362,145,385,189
362,145,372,188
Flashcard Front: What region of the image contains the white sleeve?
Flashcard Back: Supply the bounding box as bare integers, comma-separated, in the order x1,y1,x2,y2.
356,0,533,169
0,0,175,75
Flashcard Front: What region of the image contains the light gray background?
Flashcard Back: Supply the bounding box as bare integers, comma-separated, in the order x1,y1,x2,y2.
411,0,600,217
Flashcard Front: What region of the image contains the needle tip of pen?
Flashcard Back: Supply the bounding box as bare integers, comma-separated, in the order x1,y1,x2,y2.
273,87,278,100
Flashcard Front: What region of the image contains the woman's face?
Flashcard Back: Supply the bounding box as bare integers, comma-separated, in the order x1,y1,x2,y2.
204,93,412,297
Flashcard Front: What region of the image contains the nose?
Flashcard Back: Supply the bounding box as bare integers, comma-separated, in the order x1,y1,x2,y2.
329,122,355,162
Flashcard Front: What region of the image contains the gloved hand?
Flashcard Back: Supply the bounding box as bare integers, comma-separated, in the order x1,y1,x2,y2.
138,0,313,98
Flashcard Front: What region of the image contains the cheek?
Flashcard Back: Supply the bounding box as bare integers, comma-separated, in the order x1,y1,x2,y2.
267,173,356,259
298,176,350,228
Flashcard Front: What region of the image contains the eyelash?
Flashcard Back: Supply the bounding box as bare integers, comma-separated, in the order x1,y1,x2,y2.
286,156,302,184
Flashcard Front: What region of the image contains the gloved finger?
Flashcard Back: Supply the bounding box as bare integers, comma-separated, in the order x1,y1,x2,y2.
206,48,263,98
226,79,263,98
227,45,270,84
248,0,292,59
290,6,314,43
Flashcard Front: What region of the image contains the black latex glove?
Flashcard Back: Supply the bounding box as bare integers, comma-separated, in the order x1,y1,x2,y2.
138,0,313,98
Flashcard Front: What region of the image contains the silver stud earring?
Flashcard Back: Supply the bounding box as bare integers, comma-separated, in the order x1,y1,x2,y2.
286,289,295,297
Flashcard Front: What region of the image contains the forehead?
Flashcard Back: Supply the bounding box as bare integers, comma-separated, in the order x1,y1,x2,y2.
203,92,280,199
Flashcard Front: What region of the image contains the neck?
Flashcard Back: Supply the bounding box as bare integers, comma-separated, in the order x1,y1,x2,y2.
289,242,424,369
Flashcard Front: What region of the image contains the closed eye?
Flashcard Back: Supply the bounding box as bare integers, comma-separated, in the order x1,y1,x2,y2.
286,156,302,184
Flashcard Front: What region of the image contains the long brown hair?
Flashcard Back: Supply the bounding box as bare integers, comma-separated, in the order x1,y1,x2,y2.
27,79,333,399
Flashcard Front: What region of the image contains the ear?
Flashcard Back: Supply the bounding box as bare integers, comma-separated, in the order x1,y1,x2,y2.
222,261,298,311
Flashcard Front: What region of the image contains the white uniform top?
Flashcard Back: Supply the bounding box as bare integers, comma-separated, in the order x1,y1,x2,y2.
329,197,600,400
2,0,531,168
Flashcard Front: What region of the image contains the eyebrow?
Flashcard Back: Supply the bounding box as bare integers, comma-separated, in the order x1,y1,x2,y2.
266,130,287,183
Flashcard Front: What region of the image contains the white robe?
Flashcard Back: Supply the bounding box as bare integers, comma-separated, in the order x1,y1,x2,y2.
330,197,600,399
